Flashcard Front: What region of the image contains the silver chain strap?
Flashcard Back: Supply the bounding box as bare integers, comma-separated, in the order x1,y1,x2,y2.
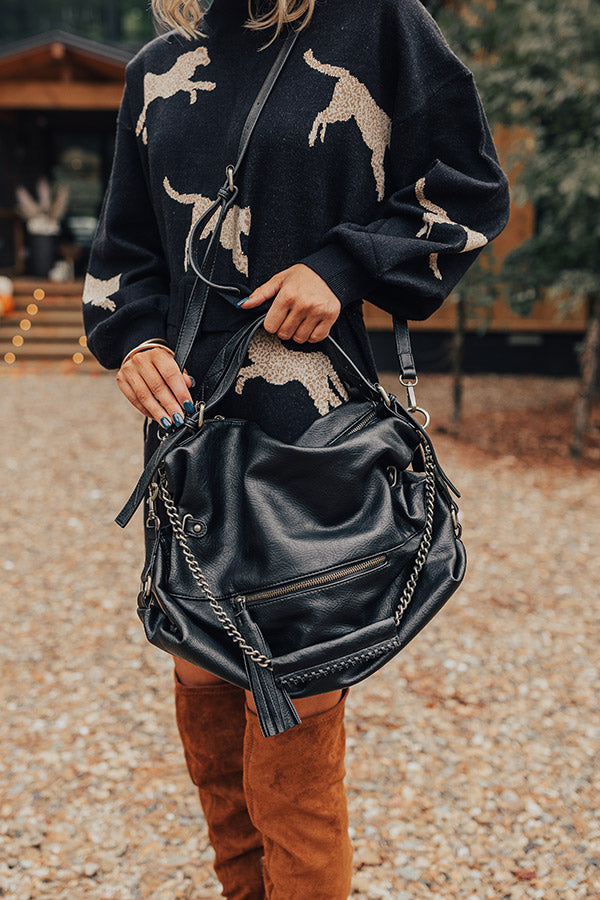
156,439,438,665
394,439,437,627
157,462,273,669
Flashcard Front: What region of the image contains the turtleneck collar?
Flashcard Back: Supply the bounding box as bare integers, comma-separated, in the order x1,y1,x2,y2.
202,0,255,27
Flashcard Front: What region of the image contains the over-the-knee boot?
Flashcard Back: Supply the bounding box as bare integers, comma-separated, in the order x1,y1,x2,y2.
243,691,353,900
173,670,265,900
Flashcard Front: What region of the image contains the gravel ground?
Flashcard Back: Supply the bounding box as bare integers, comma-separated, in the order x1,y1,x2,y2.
1,368,599,900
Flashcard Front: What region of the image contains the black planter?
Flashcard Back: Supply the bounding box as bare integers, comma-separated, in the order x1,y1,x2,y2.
28,233,58,278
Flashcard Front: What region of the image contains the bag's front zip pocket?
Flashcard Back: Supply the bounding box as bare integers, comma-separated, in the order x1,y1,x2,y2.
235,553,388,605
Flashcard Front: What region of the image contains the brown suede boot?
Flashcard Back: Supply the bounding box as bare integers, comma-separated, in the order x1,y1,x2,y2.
173,670,265,900
242,691,353,900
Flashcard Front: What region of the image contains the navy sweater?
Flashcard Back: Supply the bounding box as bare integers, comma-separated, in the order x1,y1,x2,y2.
82,0,510,380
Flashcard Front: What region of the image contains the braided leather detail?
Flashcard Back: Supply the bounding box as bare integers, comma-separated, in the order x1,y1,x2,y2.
277,637,401,688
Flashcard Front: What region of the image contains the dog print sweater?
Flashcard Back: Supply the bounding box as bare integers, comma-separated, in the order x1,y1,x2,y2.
83,0,510,387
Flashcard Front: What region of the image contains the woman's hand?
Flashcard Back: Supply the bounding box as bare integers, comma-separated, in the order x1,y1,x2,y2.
116,347,195,428
238,264,341,343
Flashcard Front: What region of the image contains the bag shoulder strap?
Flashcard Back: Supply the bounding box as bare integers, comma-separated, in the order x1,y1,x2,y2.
174,28,300,371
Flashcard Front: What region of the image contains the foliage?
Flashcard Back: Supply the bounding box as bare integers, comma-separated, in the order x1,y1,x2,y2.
0,0,155,46
436,0,600,310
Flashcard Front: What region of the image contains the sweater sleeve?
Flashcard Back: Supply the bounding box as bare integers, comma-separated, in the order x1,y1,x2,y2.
300,68,510,320
82,62,171,370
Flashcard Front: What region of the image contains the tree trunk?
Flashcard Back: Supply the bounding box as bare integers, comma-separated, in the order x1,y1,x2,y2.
570,292,600,459
451,291,466,427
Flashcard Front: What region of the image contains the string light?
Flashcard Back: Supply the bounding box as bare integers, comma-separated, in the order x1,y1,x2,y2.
2,284,90,368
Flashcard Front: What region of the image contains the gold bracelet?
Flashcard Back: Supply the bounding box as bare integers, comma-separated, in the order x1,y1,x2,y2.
121,340,174,366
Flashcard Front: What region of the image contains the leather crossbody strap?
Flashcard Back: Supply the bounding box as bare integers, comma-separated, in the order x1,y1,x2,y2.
174,28,300,371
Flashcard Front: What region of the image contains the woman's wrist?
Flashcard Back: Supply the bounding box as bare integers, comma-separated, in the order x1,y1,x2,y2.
121,338,174,366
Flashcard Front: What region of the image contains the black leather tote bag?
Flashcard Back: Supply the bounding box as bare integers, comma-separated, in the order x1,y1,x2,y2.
116,313,466,737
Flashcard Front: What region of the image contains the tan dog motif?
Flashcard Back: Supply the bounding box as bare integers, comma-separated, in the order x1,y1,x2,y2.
304,49,391,201
136,47,216,145
415,176,488,280
235,330,349,416
163,176,251,275
82,272,121,312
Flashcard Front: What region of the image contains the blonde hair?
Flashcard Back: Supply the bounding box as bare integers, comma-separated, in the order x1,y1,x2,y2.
152,0,316,46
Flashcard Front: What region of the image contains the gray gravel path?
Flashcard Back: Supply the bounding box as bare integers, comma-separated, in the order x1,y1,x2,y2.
1,370,598,899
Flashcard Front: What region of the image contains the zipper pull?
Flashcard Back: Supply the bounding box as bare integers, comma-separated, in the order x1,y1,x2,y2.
234,595,246,608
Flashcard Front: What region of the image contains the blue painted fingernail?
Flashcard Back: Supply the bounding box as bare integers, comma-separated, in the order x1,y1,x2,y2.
190,376,196,387
236,296,250,307
183,400,195,414
160,416,171,430
173,412,184,427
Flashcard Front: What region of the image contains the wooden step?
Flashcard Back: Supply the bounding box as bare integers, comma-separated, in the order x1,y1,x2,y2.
1,309,84,325
0,325,85,341
11,295,84,310
0,341,93,359
0,278,96,365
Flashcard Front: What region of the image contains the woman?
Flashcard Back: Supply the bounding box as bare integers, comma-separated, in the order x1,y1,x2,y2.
83,0,509,896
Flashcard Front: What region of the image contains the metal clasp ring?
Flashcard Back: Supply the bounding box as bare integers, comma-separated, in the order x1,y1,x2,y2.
399,375,418,412
226,165,235,192
410,407,431,429
451,506,462,537
196,400,206,429
375,383,392,407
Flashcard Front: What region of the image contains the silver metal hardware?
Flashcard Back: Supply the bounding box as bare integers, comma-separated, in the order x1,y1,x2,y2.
409,406,431,429
400,376,418,411
226,165,235,192
182,513,204,534
146,481,160,529
394,439,436,628
450,506,462,537
157,463,273,670
399,375,430,429
375,383,392,407
196,400,206,429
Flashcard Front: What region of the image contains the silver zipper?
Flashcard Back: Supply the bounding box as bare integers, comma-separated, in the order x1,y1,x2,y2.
328,409,378,445
237,553,388,604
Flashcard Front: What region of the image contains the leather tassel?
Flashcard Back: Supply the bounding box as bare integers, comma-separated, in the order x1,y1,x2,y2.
234,601,301,737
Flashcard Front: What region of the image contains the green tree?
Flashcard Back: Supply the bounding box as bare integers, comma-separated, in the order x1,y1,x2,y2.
436,0,600,455
1,0,155,47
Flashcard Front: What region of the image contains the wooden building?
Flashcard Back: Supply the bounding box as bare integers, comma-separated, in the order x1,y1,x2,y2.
0,30,131,365
0,30,586,371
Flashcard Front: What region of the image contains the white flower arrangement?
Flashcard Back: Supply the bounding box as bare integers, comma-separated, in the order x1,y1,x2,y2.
15,177,70,236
